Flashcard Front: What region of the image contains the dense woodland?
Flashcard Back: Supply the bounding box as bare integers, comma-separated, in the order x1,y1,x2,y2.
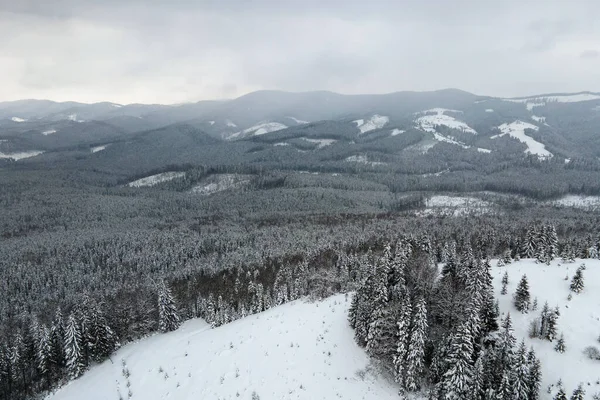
2,91,600,399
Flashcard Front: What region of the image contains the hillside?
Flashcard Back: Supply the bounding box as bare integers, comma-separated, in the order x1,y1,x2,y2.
492,259,600,399
45,295,401,400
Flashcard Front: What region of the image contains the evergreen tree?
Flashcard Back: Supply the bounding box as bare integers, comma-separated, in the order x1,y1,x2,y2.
442,322,474,400
570,267,584,293
393,297,411,385
511,341,530,400
496,372,512,400
514,275,530,313
545,307,559,342
527,349,542,400
37,325,52,381
158,281,180,332
554,334,566,353
554,387,567,400
64,313,86,379
405,297,427,391
500,272,508,295
470,355,485,400
570,384,585,400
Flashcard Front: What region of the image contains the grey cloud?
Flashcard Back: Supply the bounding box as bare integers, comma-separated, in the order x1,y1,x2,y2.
580,50,600,59
1,0,600,103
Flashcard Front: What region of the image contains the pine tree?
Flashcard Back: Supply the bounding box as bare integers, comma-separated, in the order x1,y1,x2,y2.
527,349,541,400
545,307,559,342
500,272,508,295
570,384,585,400
49,308,66,376
496,372,512,400
480,292,499,335
554,334,566,353
393,297,410,385
158,281,180,332
37,325,52,381
442,322,474,400
511,341,530,400
554,387,567,400
470,355,485,400
64,313,86,379
570,267,584,293
405,297,427,391
514,275,530,313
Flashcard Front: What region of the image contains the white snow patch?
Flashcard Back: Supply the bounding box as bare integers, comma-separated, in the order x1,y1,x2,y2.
209,121,215,125
432,132,470,149
286,116,309,124
354,114,389,134
90,145,108,153
68,114,84,123
417,195,492,216
493,120,552,158
111,104,122,108
42,129,57,136
345,155,386,166
531,115,546,123
229,122,287,139
493,259,600,399
548,195,600,209
190,174,251,195
477,147,492,153
352,119,364,127
11,117,27,122
225,120,237,128
273,142,290,146
0,150,44,161
390,128,405,136
0,140,7,143
503,93,600,110
415,108,477,135
485,109,494,113
128,172,186,188
564,158,571,164
46,295,402,400
303,138,337,148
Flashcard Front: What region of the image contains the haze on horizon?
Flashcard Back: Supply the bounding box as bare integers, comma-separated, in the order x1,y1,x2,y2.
1,0,599,105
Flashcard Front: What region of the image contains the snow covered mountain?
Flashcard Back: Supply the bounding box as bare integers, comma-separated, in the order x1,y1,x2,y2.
46,294,401,400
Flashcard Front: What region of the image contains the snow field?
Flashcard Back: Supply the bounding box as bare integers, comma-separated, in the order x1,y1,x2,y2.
354,115,389,134
128,172,186,187
493,120,552,158
46,295,402,400
493,259,600,399
0,150,44,160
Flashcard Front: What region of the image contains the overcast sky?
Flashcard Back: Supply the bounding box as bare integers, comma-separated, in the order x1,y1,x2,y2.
1,0,599,104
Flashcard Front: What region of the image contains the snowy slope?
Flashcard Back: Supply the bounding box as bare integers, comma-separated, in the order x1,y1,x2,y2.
90,145,108,153
493,259,600,399
415,108,477,134
492,120,552,158
229,122,288,139
46,295,401,400
0,150,44,160
11,117,27,122
504,93,600,109
303,138,336,148
354,115,389,134
42,129,57,135
190,174,251,195
390,129,405,136
128,172,186,187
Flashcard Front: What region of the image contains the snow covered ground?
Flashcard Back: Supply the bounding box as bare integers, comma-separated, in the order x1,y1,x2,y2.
287,116,309,124
11,117,27,122
128,172,186,188
229,122,288,139
485,109,494,113
477,148,492,153
415,108,477,135
547,195,600,209
503,93,600,110
0,150,44,160
345,155,387,166
90,145,108,153
353,115,389,134
42,129,57,135
390,129,405,136
420,195,492,216
45,294,402,400
303,138,337,148
68,114,84,123
190,174,251,195
492,120,552,158
492,259,600,399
